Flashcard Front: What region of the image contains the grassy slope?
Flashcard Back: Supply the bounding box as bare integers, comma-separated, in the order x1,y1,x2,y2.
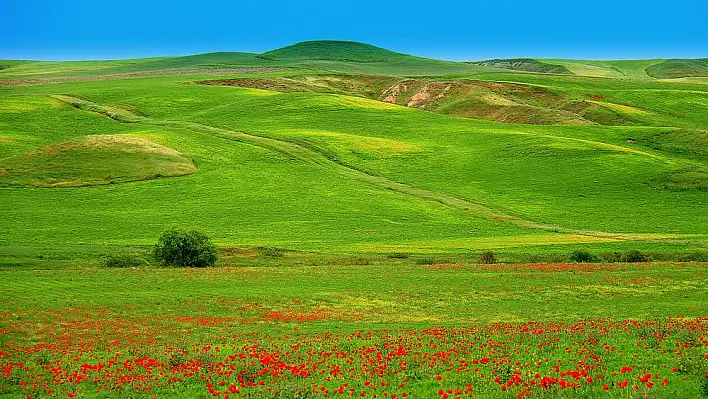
194,74,706,127
1,74,707,258
0,82,538,253
0,53,271,80
1,42,707,259
260,40,417,62
258,40,498,75
542,59,664,79
646,58,708,78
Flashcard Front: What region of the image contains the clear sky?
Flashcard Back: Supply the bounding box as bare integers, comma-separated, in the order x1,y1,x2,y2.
2,0,706,61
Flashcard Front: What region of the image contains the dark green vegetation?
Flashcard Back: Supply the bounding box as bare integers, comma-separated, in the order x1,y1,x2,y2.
154,228,218,267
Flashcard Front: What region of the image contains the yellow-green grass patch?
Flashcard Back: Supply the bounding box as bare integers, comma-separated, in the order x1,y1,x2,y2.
331,94,404,110
589,100,649,115
284,128,422,157
0,96,59,113
0,134,196,187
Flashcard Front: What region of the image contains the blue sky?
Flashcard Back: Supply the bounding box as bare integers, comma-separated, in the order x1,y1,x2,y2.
2,0,706,61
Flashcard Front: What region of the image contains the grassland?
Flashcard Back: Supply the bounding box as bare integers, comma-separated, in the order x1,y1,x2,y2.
0,41,707,398
1,262,706,398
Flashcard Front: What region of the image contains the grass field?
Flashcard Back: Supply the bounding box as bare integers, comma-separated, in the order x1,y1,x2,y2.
1,262,706,398
0,41,706,398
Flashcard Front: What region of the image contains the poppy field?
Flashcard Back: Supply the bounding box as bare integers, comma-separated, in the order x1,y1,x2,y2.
1,261,706,398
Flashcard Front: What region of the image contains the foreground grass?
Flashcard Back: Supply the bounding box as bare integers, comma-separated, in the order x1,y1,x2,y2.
0,261,706,398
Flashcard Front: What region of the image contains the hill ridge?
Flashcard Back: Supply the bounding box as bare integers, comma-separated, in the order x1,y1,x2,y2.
259,40,421,63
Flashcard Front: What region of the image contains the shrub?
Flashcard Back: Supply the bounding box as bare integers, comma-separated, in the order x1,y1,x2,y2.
676,251,708,262
387,252,409,259
153,229,218,267
621,249,649,263
104,254,146,268
478,251,497,264
258,247,284,258
569,249,596,263
600,251,622,263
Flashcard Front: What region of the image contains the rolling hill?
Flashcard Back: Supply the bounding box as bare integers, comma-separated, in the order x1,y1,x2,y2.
259,40,419,62
646,58,708,78
0,41,707,264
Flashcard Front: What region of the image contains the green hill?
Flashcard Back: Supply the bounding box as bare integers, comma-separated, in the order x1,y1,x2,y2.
646,58,708,78
0,52,266,79
259,40,421,62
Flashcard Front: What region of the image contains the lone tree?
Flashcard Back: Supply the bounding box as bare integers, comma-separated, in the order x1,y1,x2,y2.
154,228,218,267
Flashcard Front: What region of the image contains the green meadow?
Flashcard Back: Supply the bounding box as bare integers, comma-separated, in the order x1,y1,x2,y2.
0,41,706,398
2,43,708,260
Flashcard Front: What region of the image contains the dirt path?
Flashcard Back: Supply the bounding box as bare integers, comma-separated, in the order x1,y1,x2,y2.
51,94,687,241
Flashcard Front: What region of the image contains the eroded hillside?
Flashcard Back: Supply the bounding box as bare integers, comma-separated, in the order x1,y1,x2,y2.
197,75,649,126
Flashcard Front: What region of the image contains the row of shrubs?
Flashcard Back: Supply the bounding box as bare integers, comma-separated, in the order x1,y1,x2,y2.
411,249,707,265
475,249,654,264
104,228,708,268
472,249,708,264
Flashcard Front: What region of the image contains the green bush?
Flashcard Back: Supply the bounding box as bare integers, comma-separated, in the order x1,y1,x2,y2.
104,254,146,268
676,251,708,262
478,251,497,264
153,229,218,267
621,249,649,263
387,252,409,259
600,251,622,263
258,247,285,258
569,249,596,263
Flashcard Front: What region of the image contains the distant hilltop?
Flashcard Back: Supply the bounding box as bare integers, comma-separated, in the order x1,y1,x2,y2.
258,40,420,63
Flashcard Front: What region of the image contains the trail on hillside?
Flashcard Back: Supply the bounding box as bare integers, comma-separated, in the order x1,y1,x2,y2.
51,94,684,241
